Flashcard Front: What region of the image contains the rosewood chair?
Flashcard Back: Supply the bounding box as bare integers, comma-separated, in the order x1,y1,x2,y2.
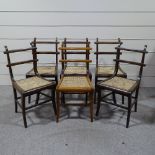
60,38,92,78
26,38,59,103
26,38,59,82
4,46,57,128
94,38,127,104
56,59,94,122
59,38,92,104
96,45,148,128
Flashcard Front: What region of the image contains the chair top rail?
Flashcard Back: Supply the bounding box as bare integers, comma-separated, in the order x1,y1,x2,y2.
63,41,90,44
31,41,59,44
95,41,122,44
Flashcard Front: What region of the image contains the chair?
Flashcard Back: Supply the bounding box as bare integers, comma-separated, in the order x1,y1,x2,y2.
94,38,127,104
26,38,59,103
57,42,94,122
96,45,148,128
60,38,92,77
59,38,92,104
56,75,94,122
26,38,59,83
4,46,57,128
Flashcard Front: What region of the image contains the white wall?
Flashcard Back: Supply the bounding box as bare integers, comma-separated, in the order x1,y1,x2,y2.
0,0,155,86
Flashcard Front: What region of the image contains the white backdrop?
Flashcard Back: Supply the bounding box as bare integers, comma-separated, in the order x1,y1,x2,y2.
0,0,155,86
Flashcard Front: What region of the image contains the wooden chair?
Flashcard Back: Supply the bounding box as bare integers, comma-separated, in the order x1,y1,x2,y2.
26,38,59,103
56,45,94,122
96,45,148,128
26,38,59,82
56,74,94,122
60,38,92,78
4,46,57,128
59,38,92,104
94,38,127,104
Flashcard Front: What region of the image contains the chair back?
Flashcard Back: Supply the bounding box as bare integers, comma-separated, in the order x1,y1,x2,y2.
59,38,91,70
4,46,37,82
30,38,59,70
59,38,92,76
114,45,148,80
94,38,122,68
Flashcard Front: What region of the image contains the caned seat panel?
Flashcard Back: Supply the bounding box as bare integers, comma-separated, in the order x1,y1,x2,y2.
15,76,52,92
99,77,138,92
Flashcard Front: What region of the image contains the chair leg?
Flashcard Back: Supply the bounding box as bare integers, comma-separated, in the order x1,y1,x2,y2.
89,92,94,122
96,89,101,116
134,88,140,112
112,92,117,104
55,76,58,85
13,88,18,113
35,92,40,105
122,95,124,104
28,95,31,104
61,93,65,105
94,90,97,105
126,95,131,128
94,77,97,104
21,95,27,128
85,93,88,105
52,89,57,115
56,91,60,122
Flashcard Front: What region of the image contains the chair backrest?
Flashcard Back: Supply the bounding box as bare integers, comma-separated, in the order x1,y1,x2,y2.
59,38,92,71
30,38,59,69
114,45,148,80
94,38,123,68
4,46,37,82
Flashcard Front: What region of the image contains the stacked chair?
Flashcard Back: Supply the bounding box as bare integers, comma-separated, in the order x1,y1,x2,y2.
56,38,94,122
4,46,57,128
95,45,148,128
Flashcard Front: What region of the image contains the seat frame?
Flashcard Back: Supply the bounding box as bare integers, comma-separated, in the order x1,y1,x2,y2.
56,75,94,122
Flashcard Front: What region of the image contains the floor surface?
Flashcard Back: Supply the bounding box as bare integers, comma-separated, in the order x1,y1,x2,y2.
0,86,155,155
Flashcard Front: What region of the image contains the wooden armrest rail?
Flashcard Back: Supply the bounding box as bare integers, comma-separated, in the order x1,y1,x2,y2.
94,51,122,55
113,59,146,66
7,59,38,67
